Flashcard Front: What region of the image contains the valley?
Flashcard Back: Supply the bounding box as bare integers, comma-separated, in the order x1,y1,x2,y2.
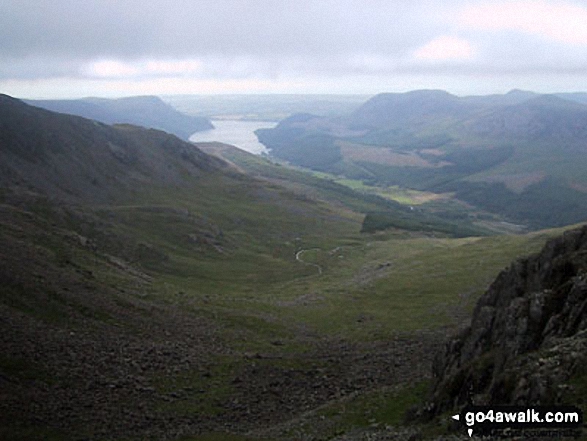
1,93,586,440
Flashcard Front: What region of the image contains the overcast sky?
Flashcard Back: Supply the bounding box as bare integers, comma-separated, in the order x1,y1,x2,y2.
2,0,587,98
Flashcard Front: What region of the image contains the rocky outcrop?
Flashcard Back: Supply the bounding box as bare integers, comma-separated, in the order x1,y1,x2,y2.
427,225,587,415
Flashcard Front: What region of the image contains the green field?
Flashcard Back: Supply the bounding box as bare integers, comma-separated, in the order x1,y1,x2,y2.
310,171,446,205
125,203,563,345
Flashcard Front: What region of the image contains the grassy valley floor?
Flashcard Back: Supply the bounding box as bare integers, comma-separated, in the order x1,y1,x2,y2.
1,187,570,440
0,142,577,440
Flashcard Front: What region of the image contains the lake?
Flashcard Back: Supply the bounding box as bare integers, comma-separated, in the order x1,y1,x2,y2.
189,120,277,155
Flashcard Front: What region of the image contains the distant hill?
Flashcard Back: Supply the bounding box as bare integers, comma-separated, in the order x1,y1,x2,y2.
347,89,474,131
555,91,587,106
258,90,587,229
1,94,222,203
460,94,587,140
25,95,213,140
462,88,539,107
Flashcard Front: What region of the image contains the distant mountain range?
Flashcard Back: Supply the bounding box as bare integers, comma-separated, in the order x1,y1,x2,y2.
257,89,587,229
25,95,213,141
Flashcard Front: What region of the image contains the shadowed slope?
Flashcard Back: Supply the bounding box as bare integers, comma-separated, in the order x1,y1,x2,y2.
25,95,213,141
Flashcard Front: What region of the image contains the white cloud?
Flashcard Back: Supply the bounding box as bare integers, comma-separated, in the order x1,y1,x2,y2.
3,0,587,96
84,60,140,78
459,0,587,45
83,58,204,79
144,60,202,76
413,36,475,61
0,75,310,99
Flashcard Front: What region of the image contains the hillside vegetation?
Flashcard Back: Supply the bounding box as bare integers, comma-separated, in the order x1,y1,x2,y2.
257,90,587,229
0,94,578,440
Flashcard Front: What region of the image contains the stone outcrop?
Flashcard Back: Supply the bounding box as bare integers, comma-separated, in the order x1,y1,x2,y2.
427,225,587,415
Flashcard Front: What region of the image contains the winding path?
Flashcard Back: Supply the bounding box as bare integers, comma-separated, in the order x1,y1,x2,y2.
295,249,323,275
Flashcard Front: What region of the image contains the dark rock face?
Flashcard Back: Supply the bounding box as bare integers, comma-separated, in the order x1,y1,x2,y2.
428,225,587,415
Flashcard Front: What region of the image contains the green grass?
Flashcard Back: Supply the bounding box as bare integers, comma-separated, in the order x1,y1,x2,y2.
244,229,558,340
133,217,564,346
285,381,430,440
90,161,569,345
1,143,577,440
177,433,269,441
311,172,444,205
8,157,569,340
323,381,429,426
202,145,497,235
199,145,413,215
468,141,587,188
154,365,235,417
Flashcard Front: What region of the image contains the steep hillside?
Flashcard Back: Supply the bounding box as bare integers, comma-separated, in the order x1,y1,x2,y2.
197,142,492,237
26,95,213,140
1,94,222,203
462,89,539,107
0,95,366,439
424,224,587,436
556,92,587,106
0,94,371,279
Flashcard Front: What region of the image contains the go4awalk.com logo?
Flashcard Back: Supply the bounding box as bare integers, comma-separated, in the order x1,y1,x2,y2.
451,405,584,438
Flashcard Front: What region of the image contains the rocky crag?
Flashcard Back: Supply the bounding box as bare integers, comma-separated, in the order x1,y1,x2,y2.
427,224,587,417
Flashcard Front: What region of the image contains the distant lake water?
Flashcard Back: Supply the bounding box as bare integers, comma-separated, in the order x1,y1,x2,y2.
189,120,277,155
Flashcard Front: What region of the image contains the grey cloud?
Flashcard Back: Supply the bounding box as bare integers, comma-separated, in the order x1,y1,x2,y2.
0,0,445,59
0,0,453,82
2,0,587,95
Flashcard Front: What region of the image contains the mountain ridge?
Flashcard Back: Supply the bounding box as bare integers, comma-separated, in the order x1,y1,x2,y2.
1,94,223,204
348,89,473,130
25,95,214,141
